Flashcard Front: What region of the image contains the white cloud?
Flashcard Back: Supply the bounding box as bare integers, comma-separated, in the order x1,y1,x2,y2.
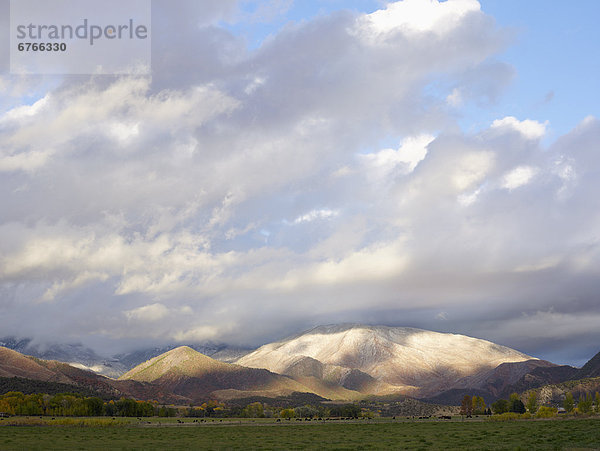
501,165,539,190
491,116,547,140
451,150,495,191
457,187,482,206
362,134,434,180
0,95,49,123
292,209,339,225
0,150,54,173
360,0,480,37
124,303,170,322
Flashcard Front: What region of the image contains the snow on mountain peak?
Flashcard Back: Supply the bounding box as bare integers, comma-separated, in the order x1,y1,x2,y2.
237,324,534,397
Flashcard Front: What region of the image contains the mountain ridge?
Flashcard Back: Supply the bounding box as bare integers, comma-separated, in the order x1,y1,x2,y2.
237,324,535,397
0,336,253,378
3,325,599,406
118,345,365,402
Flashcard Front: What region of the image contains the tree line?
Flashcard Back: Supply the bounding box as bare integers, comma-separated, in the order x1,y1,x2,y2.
0,391,368,419
561,391,600,414
0,392,168,417
461,390,600,417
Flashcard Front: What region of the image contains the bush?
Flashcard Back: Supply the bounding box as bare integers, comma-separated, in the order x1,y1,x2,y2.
487,412,531,422
487,412,520,422
536,406,557,418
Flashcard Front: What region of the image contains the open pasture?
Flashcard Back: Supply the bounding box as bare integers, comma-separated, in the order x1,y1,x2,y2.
1,417,599,450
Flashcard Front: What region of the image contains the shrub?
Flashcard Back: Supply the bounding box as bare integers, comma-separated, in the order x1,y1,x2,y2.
487,412,531,422
487,412,520,422
536,406,558,418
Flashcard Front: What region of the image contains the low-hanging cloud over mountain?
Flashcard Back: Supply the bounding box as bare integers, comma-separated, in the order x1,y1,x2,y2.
0,0,598,365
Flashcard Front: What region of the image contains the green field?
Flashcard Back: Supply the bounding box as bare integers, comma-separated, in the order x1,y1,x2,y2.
1,417,599,450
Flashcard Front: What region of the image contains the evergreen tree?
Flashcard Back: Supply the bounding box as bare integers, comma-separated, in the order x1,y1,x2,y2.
491,399,509,415
508,393,525,414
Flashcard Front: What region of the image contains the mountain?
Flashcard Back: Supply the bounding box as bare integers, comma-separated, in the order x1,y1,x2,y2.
502,364,579,395
0,346,185,403
113,343,252,371
119,346,235,382
119,346,361,402
524,376,600,407
10,325,596,406
427,348,600,405
0,336,253,378
426,359,560,404
0,346,72,383
0,337,121,377
237,324,535,398
503,351,599,403
579,351,600,378
449,359,558,397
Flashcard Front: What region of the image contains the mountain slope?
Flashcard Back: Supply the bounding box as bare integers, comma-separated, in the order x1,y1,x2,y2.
450,359,558,396
579,351,600,378
237,324,535,397
0,337,123,378
0,346,185,403
119,346,233,382
501,351,598,402
119,346,359,402
113,344,252,371
0,336,253,378
0,347,73,383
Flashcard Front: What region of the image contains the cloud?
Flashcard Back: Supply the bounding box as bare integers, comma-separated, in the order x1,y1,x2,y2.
291,209,339,225
501,165,539,190
0,1,599,363
361,134,434,181
491,116,547,140
125,303,170,322
360,0,480,37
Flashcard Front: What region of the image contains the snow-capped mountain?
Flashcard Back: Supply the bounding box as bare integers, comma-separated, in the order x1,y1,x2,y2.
236,324,537,397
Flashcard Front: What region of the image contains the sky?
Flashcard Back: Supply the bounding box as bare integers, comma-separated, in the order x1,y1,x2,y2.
0,0,599,367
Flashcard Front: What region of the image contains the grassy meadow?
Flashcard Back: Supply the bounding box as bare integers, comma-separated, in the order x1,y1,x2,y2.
1,417,600,450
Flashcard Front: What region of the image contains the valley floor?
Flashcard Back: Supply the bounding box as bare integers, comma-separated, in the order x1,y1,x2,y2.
1,417,600,449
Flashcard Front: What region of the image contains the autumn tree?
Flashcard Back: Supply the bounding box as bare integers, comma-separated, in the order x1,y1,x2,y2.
563,392,575,412
563,392,574,413
472,396,486,415
526,391,538,414
595,392,600,414
578,393,593,414
241,402,264,418
280,408,295,419
460,395,473,416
